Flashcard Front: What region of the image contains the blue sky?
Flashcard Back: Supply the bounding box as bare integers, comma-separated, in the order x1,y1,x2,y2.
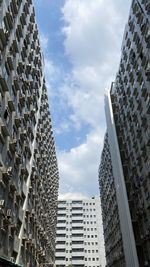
34,0,131,199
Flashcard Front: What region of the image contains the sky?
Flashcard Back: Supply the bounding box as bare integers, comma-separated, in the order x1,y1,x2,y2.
34,0,131,200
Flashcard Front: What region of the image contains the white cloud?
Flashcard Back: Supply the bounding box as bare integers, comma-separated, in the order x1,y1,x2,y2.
59,0,131,129
40,33,49,51
58,127,105,196
36,1,131,199
58,0,131,198
62,0,131,67
59,192,88,200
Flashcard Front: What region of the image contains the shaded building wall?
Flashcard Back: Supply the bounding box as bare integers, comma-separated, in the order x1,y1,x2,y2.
99,133,126,267
0,0,59,266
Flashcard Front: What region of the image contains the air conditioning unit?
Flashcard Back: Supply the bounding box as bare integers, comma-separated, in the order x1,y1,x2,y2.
29,234,32,240
10,257,15,263
7,166,13,174
0,199,5,208
7,209,12,218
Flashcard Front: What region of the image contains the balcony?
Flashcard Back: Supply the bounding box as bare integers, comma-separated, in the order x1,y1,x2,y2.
146,64,150,81
146,98,150,114
17,24,23,38
9,180,17,192
8,98,15,112
20,129,27,142
0,26,7,46
9,138,17,153
141,84,147,97
12,39,19,53
5,12,13,30
7,54,14,70
10,0,18,15
0,118,10,136
145,29,150,48
21,162,29,176
14,116,21,127
15,152,21,165
19,92,25,106
27,124,34,139
0,71,8,91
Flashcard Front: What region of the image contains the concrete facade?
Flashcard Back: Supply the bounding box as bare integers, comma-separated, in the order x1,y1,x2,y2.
99,133,126,267
0,0,59,266
99,0,150,266
55,197,106,267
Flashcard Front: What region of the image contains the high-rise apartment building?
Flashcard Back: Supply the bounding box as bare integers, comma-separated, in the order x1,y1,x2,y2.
0,0,59,266
99,133,125,267
99,0,150,266
55,197,106,267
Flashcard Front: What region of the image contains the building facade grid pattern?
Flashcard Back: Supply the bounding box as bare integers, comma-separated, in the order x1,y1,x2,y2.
55,197,106,267
0,0,59,266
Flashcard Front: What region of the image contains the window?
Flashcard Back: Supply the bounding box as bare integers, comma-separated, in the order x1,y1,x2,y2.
72,248,84,252
56,241,65,244
0,138,4,153
72,241,84,244
56,234,65,237
58,207,66,210
72,226,83,230
72,233,83,237
56,249,65,252
71,256,84,260
57,214,66,217
56,227,66,230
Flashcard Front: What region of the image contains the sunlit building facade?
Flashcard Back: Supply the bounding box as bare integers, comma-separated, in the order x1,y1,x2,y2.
0,0,59,266
55,197,106,267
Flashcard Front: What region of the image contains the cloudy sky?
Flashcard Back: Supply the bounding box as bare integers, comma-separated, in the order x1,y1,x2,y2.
34,0,131,199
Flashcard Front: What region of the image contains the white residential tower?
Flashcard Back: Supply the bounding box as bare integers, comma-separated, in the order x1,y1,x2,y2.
55,196,106,267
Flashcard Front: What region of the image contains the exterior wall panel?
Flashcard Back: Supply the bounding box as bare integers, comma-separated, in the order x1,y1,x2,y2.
0,0,59,266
